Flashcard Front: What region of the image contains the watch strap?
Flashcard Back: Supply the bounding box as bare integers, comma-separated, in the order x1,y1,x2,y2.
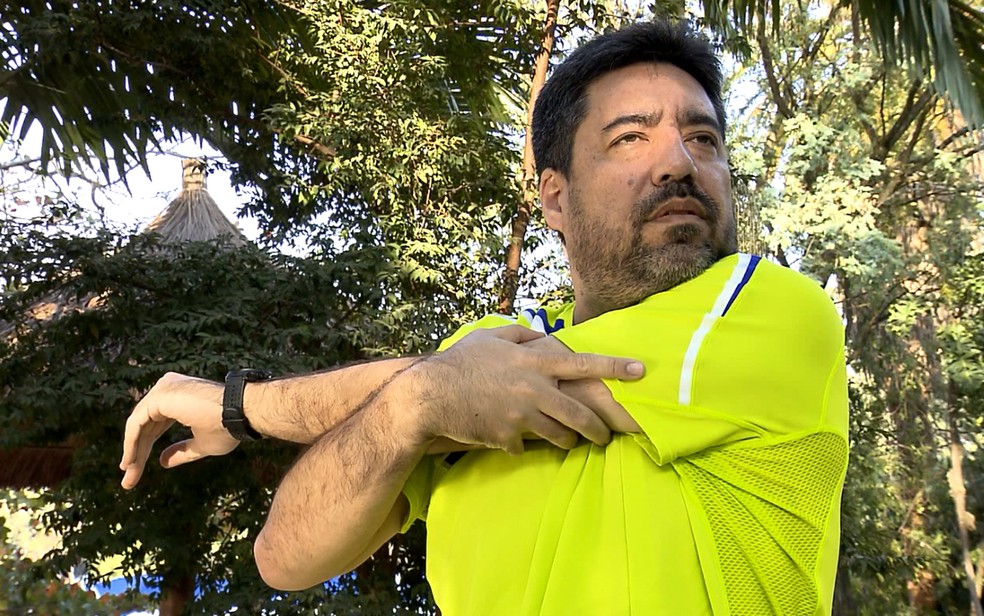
223,369,272,442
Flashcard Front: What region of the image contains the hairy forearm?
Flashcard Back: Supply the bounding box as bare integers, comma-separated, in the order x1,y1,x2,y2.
253,371,429,590
243,356,425,443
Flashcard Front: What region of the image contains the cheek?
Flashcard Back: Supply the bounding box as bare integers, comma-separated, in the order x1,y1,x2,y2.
701,166,733,207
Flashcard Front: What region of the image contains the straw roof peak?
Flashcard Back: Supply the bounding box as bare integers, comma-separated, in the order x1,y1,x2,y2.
143,158,247,247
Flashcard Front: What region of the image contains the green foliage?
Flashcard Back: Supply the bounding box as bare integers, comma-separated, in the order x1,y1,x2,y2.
1,492,154,615
0,0,299,180
703,0,984,126
0,201,444,613
728,2,984,611
0,2,571,612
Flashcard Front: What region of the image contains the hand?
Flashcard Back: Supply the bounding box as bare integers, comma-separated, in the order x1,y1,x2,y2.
119,372,232,489
523,336,642,433
408,325,644,455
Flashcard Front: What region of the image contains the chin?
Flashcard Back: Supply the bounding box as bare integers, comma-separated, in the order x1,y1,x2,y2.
641,242,716,289
592,242,716,311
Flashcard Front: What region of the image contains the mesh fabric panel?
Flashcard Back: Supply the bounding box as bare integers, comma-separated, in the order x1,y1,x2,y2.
675,432,849,615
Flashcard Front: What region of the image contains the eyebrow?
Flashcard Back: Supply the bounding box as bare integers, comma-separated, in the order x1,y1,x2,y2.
601,112,662,133
679,109,723,136
600,109,722,136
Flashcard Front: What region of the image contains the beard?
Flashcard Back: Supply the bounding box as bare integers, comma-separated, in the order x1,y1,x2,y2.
566,181,737,314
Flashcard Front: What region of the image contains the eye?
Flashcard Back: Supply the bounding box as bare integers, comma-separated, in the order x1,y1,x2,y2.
687,133,720,149
612,132,645,147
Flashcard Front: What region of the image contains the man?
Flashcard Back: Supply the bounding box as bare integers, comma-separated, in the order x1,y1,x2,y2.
121,19,848,615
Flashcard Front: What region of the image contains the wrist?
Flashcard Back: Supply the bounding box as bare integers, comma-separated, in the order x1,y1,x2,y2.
223,369,272,441
241,378,297,442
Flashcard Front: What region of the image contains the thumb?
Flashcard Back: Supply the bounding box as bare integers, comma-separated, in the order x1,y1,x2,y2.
489,324,545,344
160,440,209,468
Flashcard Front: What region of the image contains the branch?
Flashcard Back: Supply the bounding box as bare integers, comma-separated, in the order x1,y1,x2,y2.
803,5,841,65
259,52,309,99
0,157,40,171
755,20,793,119
976,545,983,601
847,283,908,364
960,144,984,160
291,133,335,159
849,67,886,148
880,85,933,160
896,102,932,167
95,39,188,77
939,127,971,151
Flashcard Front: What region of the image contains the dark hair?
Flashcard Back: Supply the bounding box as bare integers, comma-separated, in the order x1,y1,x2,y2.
532,19,725,176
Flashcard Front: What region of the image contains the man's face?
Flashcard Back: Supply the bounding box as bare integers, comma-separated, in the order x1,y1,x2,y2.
541,62,737,322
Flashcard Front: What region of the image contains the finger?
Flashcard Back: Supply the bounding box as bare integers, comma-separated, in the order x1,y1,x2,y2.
120,464,143,490
561,379,641,433
537,351,645,381
160,441,208,468
538,389,612,446
519,335,567,352
120,429,165,489
127,420,174,477
522,414,580,450
120,407,150,469
501,435,526,456
486,324,546,344
121,400,171,464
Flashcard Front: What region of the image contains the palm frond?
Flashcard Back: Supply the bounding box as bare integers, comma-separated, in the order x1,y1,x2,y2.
701,0,984,126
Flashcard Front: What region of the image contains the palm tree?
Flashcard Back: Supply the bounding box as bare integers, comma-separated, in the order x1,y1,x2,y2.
702,0,984,126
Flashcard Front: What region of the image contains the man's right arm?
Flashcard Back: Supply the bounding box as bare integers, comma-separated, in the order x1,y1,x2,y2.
120,326,644,489
253,325,645,590
120,355,427,489
253,369,427,590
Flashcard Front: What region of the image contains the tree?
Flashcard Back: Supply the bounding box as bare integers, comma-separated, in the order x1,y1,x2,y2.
0,1,553,613
702,0,984,126
0,197,449,614
725,1,984,611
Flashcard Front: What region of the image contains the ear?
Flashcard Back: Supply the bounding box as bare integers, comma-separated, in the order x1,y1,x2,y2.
539,168,570,236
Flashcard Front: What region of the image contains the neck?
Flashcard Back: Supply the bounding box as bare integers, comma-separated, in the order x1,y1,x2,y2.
571,295,616,325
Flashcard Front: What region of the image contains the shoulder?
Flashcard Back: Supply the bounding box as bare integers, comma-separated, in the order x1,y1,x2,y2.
750,257,833,301
733,256,844,358
744,257,840,325
436,302,575,352
436,313,517,352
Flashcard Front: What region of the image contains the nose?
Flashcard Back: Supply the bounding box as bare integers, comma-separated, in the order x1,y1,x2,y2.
649,134,698,185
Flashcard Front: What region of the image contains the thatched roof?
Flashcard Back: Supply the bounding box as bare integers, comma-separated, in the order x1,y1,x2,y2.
144,159,246,246
0,158,248,488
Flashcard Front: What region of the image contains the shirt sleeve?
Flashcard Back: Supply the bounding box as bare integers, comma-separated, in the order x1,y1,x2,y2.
400,456,435,533
552,261,848,464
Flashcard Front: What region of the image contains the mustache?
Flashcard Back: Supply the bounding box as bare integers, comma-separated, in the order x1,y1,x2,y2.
633,182,720,225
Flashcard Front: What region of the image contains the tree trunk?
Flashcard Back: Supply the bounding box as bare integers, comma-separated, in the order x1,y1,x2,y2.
903,500,938,614
976,545,984,600
946,396,984,616
497,0,560,314
832,557,858,616
159,572,194,616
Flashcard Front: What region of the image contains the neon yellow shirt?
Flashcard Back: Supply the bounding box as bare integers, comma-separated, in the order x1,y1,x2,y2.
402,254,849,615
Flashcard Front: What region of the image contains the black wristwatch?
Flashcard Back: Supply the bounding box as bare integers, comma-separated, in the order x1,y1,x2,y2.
222,369,273,442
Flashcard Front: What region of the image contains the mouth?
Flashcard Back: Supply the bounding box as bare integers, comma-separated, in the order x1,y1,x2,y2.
647,198,706,222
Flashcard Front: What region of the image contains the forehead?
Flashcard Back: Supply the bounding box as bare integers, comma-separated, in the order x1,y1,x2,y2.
580,62,716,129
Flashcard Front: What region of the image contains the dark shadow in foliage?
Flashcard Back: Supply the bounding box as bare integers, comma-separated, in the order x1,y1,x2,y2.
0,202,439,614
